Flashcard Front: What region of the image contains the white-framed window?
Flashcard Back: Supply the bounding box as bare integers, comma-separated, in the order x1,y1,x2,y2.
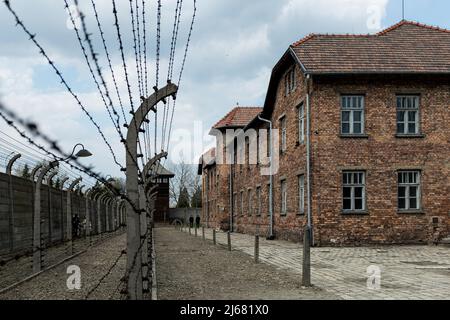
285,67,296,95
240,191,244,216
256,187,261,216
341,96,365,135
298,175,305,214
397,95,420,135
343,172,366,212
281,180,287,216
298,103,305,143
248,189,253,216
280,116,287,152
398,171,421,211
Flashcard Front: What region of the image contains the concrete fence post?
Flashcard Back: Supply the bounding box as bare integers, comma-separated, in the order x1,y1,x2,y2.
254,235,260,263
33,161,59,273
97,192,109,236
202,226,205,241
105,196,111,233
59,177,69,241
213,229,216,245
47,171,58,245
94,191,103,235
30,164,43,183
302,225,312,287
85,188,92,244
125,84,177,300
138,184,149,294
6,153,21,252
227,231,232,252
114,199,119,230
67,177,82,256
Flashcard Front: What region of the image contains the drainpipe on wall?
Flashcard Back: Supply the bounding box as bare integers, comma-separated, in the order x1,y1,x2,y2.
257,114,274,240
302,73,314,287
305,74,314,245
229,165,233,233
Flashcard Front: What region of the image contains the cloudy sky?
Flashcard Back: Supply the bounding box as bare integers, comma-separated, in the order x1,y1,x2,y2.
0,0,449,183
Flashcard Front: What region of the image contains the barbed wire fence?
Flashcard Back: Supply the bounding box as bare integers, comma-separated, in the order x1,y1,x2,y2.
1,0,197,300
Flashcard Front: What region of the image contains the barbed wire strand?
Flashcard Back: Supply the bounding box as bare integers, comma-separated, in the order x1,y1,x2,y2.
3,0,122,168
0,101,141,213
64,0,121,137
165,0,197,156
74,0,148,197
90,0,128,125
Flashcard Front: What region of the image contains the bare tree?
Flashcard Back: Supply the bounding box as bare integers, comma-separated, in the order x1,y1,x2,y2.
168,155,200,208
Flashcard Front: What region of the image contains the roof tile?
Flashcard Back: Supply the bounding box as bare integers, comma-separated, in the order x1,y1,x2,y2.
213,106,263,129
291,20,450,74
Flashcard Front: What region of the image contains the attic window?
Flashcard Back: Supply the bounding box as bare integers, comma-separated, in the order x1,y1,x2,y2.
285,67,296,95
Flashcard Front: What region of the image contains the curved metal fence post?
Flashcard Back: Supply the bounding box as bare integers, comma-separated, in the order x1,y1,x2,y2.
33,161,59,273
6,153,21,175
125,83,178,300
67,177,82,255
6,153,21,252
30,164,43,183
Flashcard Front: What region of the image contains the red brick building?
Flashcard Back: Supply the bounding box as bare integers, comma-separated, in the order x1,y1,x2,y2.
199,21,450,246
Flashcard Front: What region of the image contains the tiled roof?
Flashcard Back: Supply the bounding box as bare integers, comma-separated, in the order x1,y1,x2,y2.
150,162,175,177
198,148,216,173
213,107,263,129
291,20,450,74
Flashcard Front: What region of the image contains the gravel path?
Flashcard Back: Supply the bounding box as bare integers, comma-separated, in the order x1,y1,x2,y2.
0,232,126,300
155,226,338,300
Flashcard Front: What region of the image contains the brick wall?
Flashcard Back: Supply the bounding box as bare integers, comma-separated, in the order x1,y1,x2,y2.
310,74,450,245
203,62,450,246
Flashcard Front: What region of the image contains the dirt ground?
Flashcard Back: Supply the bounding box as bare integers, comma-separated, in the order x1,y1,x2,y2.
155,226,339,300
0,232,126,300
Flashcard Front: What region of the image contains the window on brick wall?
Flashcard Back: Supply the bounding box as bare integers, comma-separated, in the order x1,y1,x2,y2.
341,96,365,135
280,116,287,153
245,136,250,168
285,67,296,95
298,103,305,144
343,172,366,212
248,189,252,216
216,171,219,191
398,171,421,211
397,95,420,135
281,180,287,216
298,175,305,215
256,132,260,165
240,191,244,216
256,187,261,216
